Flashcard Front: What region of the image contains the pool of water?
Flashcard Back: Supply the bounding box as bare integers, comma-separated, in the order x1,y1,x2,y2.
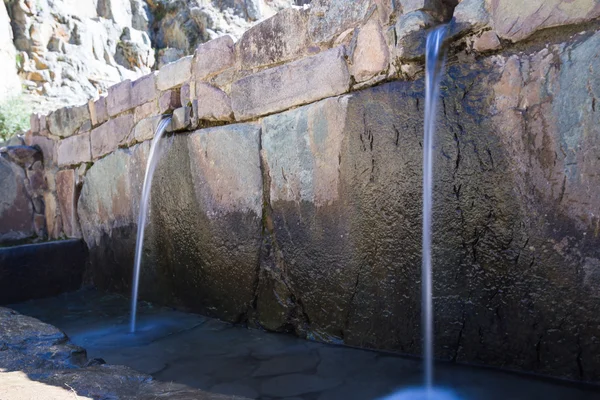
10,290,600,400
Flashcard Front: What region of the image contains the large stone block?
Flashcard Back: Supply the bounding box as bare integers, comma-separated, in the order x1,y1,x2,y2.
195,83,233,122
144,124,263,322
127,115,163,144
451,0,490,36
490,0,600,42
29,114,40,135
237,7,309,70
308,0,375,45
167,107,191,132
77,141,150,291
351,17,389,83
193,35,235,81
131,72,158,108
231,47,350,121
156,55,192,91
107,80,132,117
56,169,81,239
158,89,181,114
29,136,58,167
89,96,109,126
393,11,437,60
398,0,451,20
57,132,91,167
78,141,149,249
79,123,263,323
48,104,90,138
134,101,159,123
258,97,351,333
91,114,135,159
43,191,61,240
0,157,33,244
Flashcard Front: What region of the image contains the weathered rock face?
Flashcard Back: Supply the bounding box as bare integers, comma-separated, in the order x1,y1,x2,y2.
77,141,150,289
254,31,600,381
0,155,34,243
0,1,20,97
151,0,298,55
258,97,353,336
145,124,263,322
78,124,263,323
5,0,155,114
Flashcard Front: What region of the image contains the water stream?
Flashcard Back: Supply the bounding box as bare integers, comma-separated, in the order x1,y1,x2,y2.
130,116,172,333
422,24,449,390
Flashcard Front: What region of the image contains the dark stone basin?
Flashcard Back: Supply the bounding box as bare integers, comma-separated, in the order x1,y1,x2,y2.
0,240,87,305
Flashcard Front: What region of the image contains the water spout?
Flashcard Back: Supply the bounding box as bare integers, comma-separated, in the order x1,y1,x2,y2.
130,116,172,333
422,24,449,390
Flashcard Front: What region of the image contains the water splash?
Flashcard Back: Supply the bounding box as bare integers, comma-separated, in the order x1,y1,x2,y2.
380,387,461,400
130,116,172,333
422,24,449,390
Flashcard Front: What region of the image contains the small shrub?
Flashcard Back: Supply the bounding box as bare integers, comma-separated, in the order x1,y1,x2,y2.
0,95,32,142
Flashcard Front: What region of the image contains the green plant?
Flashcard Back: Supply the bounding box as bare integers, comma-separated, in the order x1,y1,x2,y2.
15,53,23,69
0,95,32,142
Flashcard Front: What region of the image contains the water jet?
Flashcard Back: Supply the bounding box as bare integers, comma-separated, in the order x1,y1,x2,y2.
130,116,172,334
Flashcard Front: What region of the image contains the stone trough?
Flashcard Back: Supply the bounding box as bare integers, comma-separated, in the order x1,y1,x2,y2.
1,0,600,397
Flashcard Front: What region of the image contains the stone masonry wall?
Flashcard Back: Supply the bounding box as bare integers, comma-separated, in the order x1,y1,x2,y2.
17,0,600,383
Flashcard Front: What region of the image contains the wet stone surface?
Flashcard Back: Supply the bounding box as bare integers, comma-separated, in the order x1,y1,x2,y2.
8,290,600,400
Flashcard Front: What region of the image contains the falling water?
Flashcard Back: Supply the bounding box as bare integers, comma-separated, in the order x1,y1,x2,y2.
130,116,172,333
422,24,449,390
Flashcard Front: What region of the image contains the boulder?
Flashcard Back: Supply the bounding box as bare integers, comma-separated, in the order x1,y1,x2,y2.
97,0,133,28
473,31,501,52
0,145,42,169
398,0,454,21
114,27,154,71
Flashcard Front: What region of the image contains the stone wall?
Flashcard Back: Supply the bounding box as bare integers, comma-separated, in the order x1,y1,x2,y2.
18,0,600,382
2,0,298,115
